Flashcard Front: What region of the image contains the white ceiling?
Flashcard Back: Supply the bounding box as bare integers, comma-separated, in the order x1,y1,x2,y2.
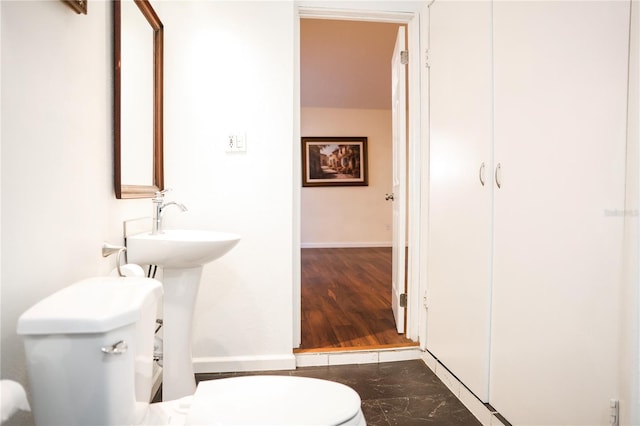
300,19,402,110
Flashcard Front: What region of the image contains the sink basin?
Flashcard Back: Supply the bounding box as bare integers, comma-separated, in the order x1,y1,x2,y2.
126,229,241,269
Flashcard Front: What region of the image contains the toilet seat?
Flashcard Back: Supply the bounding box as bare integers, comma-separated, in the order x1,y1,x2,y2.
146,376,366,426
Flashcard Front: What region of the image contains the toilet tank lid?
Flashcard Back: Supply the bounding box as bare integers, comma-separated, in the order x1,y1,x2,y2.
17,277,162,335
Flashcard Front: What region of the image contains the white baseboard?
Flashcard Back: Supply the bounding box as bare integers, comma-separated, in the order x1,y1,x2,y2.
193,354,296,374
300,242,392,249
420,351,509,426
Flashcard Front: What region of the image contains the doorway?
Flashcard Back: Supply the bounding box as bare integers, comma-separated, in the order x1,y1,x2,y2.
297,18,412,351
293,5,426,351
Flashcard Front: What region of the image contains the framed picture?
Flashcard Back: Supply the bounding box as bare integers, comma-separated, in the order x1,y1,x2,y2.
302,137,368,187
64,0,87,14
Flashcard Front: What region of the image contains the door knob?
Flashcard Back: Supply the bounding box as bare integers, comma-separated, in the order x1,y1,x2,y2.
385,193,395,201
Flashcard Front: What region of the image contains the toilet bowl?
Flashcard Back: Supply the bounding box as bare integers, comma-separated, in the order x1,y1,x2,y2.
17,277,366,426
145,376,366,425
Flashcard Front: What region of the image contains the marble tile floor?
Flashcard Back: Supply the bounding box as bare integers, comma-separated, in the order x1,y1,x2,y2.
156,360,482,425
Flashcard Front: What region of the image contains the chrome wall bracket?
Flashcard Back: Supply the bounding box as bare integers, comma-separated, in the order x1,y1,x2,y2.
102,243,127,277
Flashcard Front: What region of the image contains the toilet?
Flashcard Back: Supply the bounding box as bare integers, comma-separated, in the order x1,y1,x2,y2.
17,277,366,426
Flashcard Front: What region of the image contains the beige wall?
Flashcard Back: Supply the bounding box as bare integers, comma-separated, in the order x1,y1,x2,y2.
301,107,392,247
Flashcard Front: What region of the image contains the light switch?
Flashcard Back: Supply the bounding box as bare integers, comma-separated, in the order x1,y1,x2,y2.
226,133,247,153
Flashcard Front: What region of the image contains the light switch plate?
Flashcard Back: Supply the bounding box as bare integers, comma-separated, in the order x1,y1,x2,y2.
226,133,247,153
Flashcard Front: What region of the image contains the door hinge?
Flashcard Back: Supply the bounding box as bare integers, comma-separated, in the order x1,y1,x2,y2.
400,50,409,65
610,399,619,426
399,293,408,308
425,48,431,69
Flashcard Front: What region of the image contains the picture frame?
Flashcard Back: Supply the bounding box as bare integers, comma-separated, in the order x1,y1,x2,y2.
302,137,368,187
64,0,87,14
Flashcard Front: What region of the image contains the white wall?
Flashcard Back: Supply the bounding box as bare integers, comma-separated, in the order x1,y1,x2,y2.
1,2,150,424
154,0,296,371
300,107,392,247
1,4,297,424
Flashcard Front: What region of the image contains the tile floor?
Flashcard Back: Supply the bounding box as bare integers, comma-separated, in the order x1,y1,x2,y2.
192,360,482,425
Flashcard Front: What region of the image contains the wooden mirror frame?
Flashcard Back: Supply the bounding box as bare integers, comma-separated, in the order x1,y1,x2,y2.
114,0,164,199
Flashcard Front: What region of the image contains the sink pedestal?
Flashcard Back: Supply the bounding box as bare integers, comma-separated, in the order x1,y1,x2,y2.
161,266,202,401
125,229,241,401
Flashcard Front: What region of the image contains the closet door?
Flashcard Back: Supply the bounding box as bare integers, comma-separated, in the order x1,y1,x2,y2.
426,0,493,401
490,2,630,424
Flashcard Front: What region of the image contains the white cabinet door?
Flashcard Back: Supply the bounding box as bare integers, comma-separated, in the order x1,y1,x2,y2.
490,2,630,424
426,0,493,401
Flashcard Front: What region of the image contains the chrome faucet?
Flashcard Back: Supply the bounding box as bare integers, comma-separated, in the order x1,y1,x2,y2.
152,189,188,235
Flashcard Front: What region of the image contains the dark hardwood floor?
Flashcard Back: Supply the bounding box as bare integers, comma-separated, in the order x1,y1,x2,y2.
297,247,417,351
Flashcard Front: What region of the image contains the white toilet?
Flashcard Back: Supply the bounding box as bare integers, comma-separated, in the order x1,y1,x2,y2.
17,277,366,425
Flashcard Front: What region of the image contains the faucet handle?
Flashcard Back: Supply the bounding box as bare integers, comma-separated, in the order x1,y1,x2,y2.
153,188,171,200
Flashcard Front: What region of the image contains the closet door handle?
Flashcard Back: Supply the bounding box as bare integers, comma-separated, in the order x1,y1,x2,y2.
479,162,486,186
495,163,502,189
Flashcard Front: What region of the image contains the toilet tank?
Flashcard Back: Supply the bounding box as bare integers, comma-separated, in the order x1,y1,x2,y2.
17,277,163,426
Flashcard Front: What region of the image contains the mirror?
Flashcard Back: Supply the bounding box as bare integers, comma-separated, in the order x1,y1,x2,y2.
114,0,164,199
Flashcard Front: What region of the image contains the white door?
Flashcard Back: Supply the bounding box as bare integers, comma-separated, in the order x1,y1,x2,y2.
390,26,407,334
490,2,629,423
426,0,493,401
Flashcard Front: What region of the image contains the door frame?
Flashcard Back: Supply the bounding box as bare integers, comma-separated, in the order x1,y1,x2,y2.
292,2,429,348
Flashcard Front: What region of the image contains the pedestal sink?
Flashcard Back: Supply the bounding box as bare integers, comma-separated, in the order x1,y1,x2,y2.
126,230,240,401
